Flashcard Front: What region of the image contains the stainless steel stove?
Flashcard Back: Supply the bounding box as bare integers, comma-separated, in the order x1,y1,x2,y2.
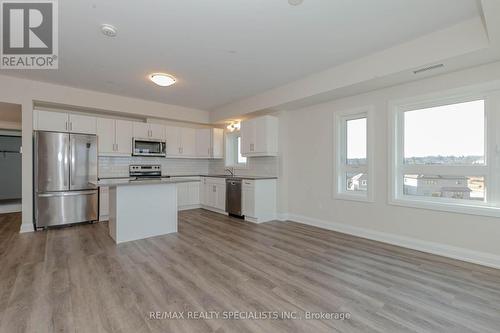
129,165,162,180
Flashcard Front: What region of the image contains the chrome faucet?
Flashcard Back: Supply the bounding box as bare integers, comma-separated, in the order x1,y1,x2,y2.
225,167,234,177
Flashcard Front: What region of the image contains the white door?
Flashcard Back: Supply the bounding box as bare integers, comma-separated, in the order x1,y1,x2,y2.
115,120,133,155
195,128,211,158
96,118,115,155
36,110,69,132
149,123,166,140
240,119,255,155
177,183,188,207
189,182,200,205
133,122,150,138
215,183,226,211
212,128,224,159
165,126,181,156
242,184,255,218
206,182,216,208
199,179,206,205
69,114,97,134
180,127,197,157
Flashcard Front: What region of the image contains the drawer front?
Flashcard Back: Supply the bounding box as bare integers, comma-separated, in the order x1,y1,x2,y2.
242,179,255,188
36,190,98,227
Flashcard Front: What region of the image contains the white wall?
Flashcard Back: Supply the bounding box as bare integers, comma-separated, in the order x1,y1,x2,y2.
283,61,500,266
0,74,210,233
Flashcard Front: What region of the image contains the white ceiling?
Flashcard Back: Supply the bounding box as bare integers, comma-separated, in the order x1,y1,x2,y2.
2,0,480,110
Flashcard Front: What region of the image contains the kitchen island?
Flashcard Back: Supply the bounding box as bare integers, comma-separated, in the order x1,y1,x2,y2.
94,178,199,244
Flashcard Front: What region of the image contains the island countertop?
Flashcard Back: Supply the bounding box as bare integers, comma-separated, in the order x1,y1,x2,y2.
92,177,200,187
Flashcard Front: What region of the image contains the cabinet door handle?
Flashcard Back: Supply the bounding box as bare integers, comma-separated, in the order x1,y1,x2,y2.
65,121,68,131
250,143,254,152
69,122,73,131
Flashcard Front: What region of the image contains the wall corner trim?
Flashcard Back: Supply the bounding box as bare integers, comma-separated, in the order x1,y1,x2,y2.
19,223,34,233
286,213,500,270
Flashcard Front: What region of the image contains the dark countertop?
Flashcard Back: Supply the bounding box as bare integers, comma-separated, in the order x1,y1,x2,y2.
171,174,278,180
99,174,278,181
92,178,199,187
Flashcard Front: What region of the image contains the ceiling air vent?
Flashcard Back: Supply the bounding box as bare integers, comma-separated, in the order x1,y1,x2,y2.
413,63,444,74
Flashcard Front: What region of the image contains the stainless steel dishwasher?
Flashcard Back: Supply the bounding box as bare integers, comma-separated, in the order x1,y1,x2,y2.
226,178,242,217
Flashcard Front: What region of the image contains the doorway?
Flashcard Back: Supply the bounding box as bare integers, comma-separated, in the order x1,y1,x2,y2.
0,102,22,215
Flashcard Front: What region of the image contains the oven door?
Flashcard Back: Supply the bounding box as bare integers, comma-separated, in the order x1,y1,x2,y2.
132,138,166,157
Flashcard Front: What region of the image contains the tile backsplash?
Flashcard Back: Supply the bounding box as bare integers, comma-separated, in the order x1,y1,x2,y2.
99,156,278,178
98,157,210,178
209,156,279,177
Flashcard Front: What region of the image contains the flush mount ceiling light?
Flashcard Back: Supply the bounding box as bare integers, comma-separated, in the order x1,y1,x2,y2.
288,0,304,5
149,73,177,87
101,24,117,37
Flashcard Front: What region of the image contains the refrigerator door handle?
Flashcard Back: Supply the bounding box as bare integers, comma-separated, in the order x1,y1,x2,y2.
38,190,97,197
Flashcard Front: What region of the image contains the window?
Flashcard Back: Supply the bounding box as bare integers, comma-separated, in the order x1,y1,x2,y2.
335,107,374,201
391,93,500,217
225,132,247,167
237,136,247,164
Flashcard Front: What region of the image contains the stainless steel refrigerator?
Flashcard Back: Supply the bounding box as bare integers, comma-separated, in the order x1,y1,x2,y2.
34,131,98,228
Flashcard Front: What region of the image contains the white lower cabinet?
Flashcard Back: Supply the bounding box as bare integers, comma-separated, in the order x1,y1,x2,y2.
200,177,226,213
99,186,109,221
177,177,201,210
242,179,277,223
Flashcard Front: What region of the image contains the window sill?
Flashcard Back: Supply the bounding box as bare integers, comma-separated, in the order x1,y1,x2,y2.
389,197,500,218
334,192,373,203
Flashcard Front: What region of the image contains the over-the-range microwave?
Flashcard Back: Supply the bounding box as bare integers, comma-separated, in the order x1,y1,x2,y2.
132,138,167,157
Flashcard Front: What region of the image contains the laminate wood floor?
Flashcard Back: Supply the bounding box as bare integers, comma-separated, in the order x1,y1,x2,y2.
1,210,500,333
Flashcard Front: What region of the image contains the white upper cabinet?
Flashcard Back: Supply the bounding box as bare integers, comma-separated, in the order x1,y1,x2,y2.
240,115,278,157
212,128,224,158
115,120,133,155
165,126,195,157
96,118,115,154
133,122,166,140
68,114,97,134
35,110,223,159
195,128,224,159
196,129,211,158
35,110,69,132
150,123,166,140
165,125,181,156
34,110,96,134
180,127,197,157
96,118,133,156
133,122,149,138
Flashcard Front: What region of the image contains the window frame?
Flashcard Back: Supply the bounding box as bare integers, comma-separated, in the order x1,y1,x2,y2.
225,131,247,169
334,106,375,202
389,88,500,217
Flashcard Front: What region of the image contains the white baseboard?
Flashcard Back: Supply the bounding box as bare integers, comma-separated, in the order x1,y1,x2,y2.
276,213,289,221
178,204,202,211
0,203,21,214
287,213,500,270
200,206,228,215
19,223,34,233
